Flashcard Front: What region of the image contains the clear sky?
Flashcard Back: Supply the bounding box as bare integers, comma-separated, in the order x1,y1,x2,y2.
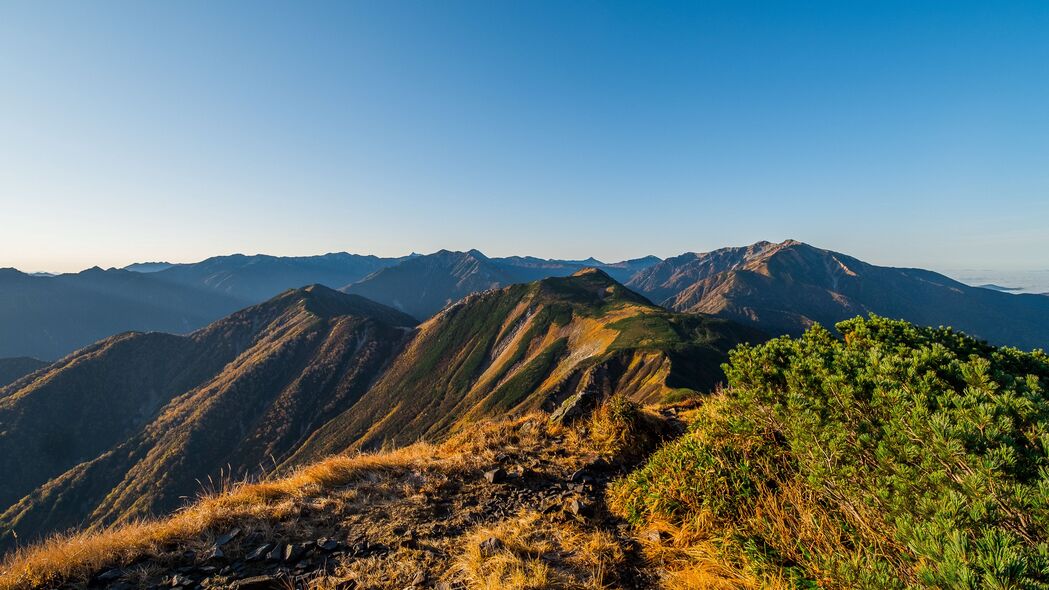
1,1,1047,274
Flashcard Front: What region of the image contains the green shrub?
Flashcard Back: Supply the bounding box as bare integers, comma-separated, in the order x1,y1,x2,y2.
610,316,1049,589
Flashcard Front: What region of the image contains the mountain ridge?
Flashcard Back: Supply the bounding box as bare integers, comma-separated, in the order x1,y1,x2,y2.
0,286,418,546
626,239,1049,350
296,268,763,460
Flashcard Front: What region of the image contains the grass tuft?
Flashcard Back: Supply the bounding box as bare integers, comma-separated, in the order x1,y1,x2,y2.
585,395,668,464
456,511,624,589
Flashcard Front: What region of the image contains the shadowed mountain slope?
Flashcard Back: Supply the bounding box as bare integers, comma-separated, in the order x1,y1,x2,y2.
0,358,47,389
0,267,245,360
627,240,1049,350
295,268,764,460
0,286,416,547
342,250,520,320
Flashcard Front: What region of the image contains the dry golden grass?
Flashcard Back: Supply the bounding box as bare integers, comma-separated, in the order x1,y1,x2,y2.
456,511,624,590
441,413,567,459
626,484,881,590
0,446,437,589
0,414,574,590
624,513,799,590
582,395,666,462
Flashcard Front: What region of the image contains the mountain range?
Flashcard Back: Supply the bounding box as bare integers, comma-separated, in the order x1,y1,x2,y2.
0,270,758,548
5,241,1047,362
3,238,1049,559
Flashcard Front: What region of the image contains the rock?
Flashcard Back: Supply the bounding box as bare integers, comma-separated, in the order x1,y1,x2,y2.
170,574,194,587
550,388,599,424
231,574,286,590
96,568,124,582
316,537,339,551
565,498,590,517
266,543,285,561
479,536,504,555
569,469,594,484
410,570,427,586
645,529,670,543
246,543,272,561
508,465,531,479
214,528,241,547
283,542,307,563
206,546,224,560
484,467,506,484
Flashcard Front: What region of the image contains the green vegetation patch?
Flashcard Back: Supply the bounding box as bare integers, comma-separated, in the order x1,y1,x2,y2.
611,316,1049,589
483,337,569,414
607,313,683,351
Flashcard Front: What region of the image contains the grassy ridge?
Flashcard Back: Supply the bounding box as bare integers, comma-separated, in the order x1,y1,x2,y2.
293,270,763,459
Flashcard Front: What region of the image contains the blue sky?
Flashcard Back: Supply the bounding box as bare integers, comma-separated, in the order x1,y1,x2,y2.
1,1,1047,273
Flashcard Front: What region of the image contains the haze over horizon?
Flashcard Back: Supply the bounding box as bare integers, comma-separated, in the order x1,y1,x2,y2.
2,1,1047,274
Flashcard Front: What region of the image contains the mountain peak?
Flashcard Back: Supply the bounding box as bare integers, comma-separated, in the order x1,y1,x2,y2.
570,266,612,279
247,284,418,327
537,267,651,307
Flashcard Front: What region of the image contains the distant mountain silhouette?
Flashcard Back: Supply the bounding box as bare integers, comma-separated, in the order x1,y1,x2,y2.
0,267,244,360
123,262,174,273
0,357,48,388
149,253,409,302
977,283,1023,292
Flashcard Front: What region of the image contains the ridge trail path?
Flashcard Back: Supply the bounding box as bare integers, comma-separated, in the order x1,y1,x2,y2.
61,416,665,590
